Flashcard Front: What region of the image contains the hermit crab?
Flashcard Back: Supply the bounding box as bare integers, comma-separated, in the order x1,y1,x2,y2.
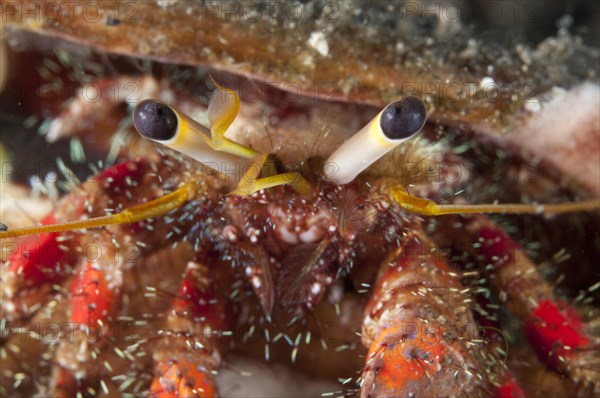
1,1,600,398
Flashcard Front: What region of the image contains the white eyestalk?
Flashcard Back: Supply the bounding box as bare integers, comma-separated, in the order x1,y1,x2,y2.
133,99,252,184
324,97,427,185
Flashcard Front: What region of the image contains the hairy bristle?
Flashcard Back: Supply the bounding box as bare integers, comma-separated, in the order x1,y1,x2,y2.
367,135,449,186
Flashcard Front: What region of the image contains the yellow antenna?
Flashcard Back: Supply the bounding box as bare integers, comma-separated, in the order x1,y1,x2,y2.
0,182,196,239
389,187,600,216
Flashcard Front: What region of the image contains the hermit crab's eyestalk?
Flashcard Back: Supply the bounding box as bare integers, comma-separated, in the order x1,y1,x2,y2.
133,99,248,182
324,97,426,185
133,100,178,141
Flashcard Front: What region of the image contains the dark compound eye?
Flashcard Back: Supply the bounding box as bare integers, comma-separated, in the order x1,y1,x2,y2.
379,97,426,141
133,100,178,141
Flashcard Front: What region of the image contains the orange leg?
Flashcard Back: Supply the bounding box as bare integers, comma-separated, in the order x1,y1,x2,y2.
360,227,502,397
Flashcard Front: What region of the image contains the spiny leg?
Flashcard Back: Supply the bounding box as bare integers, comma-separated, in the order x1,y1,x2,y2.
47,233,198,397
0,162,208,392
149,260,227,398
0,159,155,321
359,227,517,397
0,160,155,395
50,232,122,397
447,215,599,395
0,158,195,327
0,158,204,396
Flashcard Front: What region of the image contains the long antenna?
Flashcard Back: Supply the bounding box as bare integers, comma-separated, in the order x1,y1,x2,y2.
0,182,195,239
390,188,600,216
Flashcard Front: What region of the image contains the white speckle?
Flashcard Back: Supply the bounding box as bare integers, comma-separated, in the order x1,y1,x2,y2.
524,98,542,113
479,77,495,91
156,0,178,9
310,283,322,296
308,31,329,57
247,227,259,243
76,340,89,362
245,267,253,276
252,276,262,289
329,284,343,303
4,301,15,312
